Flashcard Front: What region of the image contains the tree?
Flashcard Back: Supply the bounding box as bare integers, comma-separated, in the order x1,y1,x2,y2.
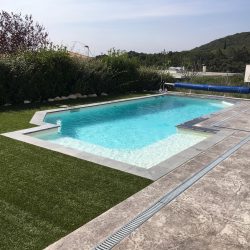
180,56,199,80
223,40,227,50
0,11,51,54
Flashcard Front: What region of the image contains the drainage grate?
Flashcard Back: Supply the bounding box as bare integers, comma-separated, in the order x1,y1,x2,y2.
94,201,165,250
94,135,250,250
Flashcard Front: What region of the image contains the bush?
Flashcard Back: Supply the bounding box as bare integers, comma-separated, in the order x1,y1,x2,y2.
117,67,173,92
24,50,78,100
0,57,10,104
102,49,139,86
0,49,77,104
0,49,172,105
189,75,245,86
74,59,116,96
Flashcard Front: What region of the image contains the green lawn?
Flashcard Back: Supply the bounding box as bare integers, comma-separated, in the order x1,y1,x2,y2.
0,94,152,250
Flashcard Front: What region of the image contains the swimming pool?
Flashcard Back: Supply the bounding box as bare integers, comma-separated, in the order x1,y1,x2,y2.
33,95,231,168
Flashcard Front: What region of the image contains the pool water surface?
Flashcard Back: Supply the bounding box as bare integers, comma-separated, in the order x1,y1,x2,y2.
33,95,231,168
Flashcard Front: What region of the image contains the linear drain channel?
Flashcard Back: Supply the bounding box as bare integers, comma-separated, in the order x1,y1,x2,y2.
94,135,250,250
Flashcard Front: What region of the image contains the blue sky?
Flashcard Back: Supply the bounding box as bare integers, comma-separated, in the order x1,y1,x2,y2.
1,0,250,55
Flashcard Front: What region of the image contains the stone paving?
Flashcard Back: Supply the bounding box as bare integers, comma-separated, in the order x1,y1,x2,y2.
115,141,250,250
45,96,250,250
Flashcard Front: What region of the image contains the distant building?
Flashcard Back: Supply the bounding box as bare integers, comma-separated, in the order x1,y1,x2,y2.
168,67,184,73
68,51,91,60
164,66,240,80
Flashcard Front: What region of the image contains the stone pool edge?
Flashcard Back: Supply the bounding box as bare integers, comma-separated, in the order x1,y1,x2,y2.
2,93,246,181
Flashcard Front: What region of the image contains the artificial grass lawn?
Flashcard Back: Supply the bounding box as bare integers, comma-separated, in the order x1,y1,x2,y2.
0,94,152,250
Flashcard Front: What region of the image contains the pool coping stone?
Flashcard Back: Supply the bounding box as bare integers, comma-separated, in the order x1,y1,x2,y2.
2,92,249,181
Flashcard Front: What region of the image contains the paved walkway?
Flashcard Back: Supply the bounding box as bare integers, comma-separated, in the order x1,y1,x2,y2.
115,140,250,250
45,97,250,250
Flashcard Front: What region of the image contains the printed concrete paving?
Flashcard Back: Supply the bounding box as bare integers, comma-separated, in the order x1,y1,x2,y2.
43,96,250,250
45,136,250,249
114,141,250,250
111,106,250,250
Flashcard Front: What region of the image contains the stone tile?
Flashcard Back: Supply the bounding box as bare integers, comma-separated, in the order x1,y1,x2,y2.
44,154,210,250
45,133,250,250
114,142,250,250
217,113,250,132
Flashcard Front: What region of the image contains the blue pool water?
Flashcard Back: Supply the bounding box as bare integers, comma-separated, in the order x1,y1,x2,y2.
34,95,231,168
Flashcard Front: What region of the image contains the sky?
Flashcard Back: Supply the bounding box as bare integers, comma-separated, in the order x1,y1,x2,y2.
1,0,250,55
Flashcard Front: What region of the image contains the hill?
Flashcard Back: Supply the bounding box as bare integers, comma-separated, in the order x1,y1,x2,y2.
125,32,250,73
192,32,250,54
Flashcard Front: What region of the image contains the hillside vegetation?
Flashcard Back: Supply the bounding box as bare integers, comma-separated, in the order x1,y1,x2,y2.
192,32,250,53
125,32,250,73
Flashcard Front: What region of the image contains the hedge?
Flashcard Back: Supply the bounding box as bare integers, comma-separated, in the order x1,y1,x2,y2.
0,50,173,105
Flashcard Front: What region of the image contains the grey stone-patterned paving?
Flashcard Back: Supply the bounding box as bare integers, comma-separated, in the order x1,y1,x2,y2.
42,95,250,250
114,141,250,250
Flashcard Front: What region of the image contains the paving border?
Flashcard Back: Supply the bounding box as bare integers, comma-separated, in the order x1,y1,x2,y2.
34,93,249,250
2,93,248,180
